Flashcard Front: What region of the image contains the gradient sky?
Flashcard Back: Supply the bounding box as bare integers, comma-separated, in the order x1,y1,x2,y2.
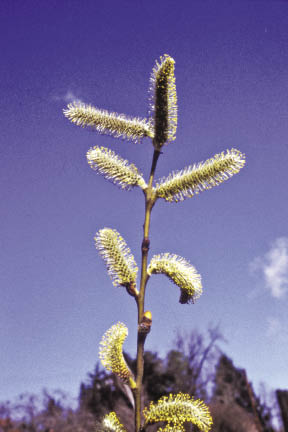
1,0,288,405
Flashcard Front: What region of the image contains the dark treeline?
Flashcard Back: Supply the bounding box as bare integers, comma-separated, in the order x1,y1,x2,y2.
0,328,286,432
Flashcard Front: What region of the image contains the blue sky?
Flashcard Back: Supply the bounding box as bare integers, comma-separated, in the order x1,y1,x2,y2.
1,0,288,404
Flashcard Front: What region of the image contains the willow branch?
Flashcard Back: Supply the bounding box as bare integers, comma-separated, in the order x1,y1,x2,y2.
134,148,160,432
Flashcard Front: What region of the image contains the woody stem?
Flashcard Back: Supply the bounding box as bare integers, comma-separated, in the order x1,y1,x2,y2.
134,148,160,432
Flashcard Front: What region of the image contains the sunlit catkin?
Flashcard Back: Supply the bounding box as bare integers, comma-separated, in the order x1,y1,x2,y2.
95,228,138,289
155,148,245,202
87,146,147,190
149,54,177,148
99,322,135,386
143,393,213,432
103,412,127,432
147,253,202,304
63,102,153,143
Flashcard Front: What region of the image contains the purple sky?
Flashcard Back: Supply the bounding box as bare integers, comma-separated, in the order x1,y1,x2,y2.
1,0,288,405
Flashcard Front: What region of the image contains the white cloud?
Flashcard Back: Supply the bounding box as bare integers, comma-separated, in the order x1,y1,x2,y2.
266,317,288,342
266,317,282,337
52,90,83,104
250,237,288,299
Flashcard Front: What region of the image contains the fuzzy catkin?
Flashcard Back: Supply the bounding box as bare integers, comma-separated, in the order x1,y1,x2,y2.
103,412,127,432
95,228,138,289
99,323,134,384
148,253,202,304
63,102,153,143
143,393,213,432
155,148,245,202
149,54,177,147
87,146,147,190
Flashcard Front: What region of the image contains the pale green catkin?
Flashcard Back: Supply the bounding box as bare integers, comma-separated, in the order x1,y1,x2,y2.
87,146,147,190
63,102,153,143
147,253,202,304
143,393,213,432
95,228,138,289
99,322,135,385
149,54,177,148
155,148,245,202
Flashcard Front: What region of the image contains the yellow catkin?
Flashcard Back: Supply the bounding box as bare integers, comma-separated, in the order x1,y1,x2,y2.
143,393,213,432
147,253,202,304
87,146,147,190
63,102,153,143
155,149,245,202
95,228,138,289
103,412,127,432
99,323,134,385
149,54,177,148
